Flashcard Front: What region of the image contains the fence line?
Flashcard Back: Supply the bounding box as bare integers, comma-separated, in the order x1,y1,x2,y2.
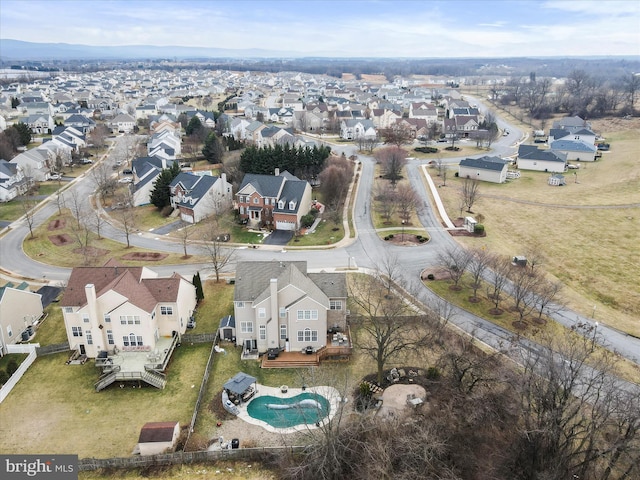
36,342,70,356
77,445,305,471
182,333,217,344
0,345,38,403
184,331,220,448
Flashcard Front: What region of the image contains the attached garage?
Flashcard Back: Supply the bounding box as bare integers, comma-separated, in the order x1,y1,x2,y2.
275,220,296,231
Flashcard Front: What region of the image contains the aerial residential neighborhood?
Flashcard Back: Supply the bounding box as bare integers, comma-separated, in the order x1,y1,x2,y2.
0,1,639,479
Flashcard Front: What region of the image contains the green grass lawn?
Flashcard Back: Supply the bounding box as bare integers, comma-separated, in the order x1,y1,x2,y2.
289,218,343,247
0,200,27,222
34,303,69,346
0,344,211,458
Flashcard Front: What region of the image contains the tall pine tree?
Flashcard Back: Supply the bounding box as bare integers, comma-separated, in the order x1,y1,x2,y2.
149,162,181,209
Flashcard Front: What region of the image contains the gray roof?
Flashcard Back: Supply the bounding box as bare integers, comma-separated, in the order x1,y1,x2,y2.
219,315,235,329
518,145,567,163
170,172,220,208
238,172,287,197
550,139,597,153
459,156,509,172
224,372,257,395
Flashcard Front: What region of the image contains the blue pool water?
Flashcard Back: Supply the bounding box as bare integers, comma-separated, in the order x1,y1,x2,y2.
247,392,330,428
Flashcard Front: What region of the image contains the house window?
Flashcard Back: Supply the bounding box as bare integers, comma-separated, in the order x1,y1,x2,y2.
297,328,318,342
104,313,111,323
72,326,83,337
289,201,296,210
279,307,286,318
330,300,343,310
239,206,244,215
280,324,287,340
278,201,285,209
64,307,73,313
235,301,245,308
107,330,114,345
7,325,13,338
160,306,173,315
259,325,266,340
240,321,253,333
258,307,266,318
253,197,259,204
120,315,140,325
297,310,318,321
86,331,93,345
82,314,90,323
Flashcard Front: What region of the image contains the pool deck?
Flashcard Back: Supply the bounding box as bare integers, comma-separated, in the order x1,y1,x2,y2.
235,383,342,434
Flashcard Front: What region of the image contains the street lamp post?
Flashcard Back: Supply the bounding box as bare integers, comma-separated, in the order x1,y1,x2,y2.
401,219,405,241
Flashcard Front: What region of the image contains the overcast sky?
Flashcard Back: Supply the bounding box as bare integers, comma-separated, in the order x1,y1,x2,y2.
1,0,639,58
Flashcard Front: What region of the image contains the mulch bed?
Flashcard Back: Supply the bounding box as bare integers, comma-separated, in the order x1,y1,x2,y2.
421,267,452,281
47,219,66,231
120,252,168,261
48,234,73,246
385,233,427,245
449,217,486,237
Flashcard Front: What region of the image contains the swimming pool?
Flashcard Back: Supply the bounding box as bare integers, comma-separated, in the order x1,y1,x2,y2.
247,392,330,428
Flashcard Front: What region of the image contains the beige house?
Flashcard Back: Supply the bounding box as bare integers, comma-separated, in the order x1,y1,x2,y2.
233,261,347,357
60,260,197,390
0,282,43,356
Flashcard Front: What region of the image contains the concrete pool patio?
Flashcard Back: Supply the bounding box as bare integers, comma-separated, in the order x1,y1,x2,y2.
234,383,341,433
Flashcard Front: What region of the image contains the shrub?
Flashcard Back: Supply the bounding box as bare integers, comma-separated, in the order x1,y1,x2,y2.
301,213,315,228
414,146,439,154
427,273,435,280
426,366,441,380
6,359,19,376
474,224,485,234
419,237,427,243
388,234,394,239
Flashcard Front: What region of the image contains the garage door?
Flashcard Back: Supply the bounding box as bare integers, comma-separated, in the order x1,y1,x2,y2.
275,220,295,231
180,212,194,223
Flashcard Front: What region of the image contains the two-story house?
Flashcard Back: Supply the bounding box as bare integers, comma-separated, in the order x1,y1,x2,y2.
0,282,43,356
236,169,312,231
233,261,347,356
169,172,233,223
0,159,28,202
60,260,197,390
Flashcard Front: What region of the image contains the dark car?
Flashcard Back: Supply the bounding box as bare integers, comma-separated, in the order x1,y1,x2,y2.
122,169,133,175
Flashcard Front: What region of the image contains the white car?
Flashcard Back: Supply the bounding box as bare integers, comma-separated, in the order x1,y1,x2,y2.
49,173,62,180
118,177,132,183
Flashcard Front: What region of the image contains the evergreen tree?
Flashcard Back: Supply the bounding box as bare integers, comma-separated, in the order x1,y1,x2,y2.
185,116,203,136
192,272,204,301
13,122,32,146
149,162,182,209
202,131,224,164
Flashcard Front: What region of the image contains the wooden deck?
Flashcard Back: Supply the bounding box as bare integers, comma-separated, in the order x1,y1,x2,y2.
260,333,353,368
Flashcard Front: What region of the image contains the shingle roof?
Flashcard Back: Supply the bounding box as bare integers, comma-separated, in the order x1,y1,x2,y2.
518,145,567,163
550,139,597,153
459,156,509,172
138,422,179,443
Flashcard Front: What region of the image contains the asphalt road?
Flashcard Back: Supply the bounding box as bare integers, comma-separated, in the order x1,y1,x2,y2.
1,120,639,372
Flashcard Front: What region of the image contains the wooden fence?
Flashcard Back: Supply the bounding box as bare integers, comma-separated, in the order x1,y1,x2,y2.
182,333,217,344
184,331,220,448
77,445,305,471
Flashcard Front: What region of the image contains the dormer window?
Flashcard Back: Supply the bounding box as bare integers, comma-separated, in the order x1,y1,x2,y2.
278,200,285,209
289,201,296,210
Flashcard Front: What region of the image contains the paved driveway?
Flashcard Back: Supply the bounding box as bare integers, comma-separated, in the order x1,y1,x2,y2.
262,230,293,245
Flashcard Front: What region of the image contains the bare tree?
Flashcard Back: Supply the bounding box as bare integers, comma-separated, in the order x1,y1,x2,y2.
374,146,407,185
622,73,640,111
467,247,491,301
21,199,37,239
89,208,106,240
202,220,235,283
349,265,428,385
438,245,472,290
54,192,65,216
486,254,511,313
87,124,110,150
461,177,480,213
67,189,85,230
114,190,136,248
380,122,413,147
68,210,93,265
176,220,192,258
435,157,448,186
91,163,118,199
508,266,543,322
533,278,563,321
394,182,420,225
318,155,353,210
374,182,397,224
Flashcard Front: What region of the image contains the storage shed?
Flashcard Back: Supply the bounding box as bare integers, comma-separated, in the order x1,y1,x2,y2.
136,421,180,455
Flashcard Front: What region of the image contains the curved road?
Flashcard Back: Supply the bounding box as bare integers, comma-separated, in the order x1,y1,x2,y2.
2,118,639,370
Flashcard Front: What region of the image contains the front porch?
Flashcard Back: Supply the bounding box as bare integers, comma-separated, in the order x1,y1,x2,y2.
94,334,179,391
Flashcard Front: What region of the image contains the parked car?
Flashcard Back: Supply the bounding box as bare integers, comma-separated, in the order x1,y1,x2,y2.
81,158,93,164
567,164,580,169
122,169,133,175
49,173,62,180
118,177,132,184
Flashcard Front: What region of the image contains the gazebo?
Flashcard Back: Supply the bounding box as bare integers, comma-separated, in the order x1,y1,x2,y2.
223,372,257,404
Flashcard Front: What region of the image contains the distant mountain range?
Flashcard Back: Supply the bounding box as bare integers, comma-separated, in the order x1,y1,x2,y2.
0,39,301,60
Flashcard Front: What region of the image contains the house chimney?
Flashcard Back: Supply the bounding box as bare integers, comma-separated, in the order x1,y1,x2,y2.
274,168,280,177
270,277,279,328
85,283,98,325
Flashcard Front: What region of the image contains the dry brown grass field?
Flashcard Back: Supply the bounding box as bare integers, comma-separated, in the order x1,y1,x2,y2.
431,117,640,337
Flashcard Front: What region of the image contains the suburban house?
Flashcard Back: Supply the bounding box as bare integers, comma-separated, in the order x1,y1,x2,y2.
233,261,347,358
552,115,592,131
443,115,479,138
135,421,180,455
10,148,53,182
0,159,28,202
236,169,312,231
549,127,596,145
340,119,376,140
64,114,96,134
110,113,136,133
60,260,197,390
131,156,176,207
0,282,43,356
458,156,510,184
550,139,597,162
517,145,567,173
24,114,54,134
169,172,233,224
